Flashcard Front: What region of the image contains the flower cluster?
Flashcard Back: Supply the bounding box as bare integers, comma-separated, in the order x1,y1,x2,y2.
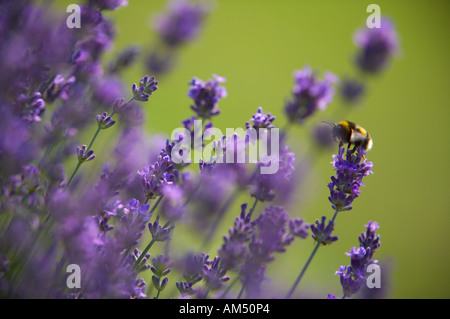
238,206,309,298
146,0,209,75
338,17,399,105
285,66,338,123
0,0,389,300
354,18,399,74
132,75,159,102
335,222,381,298
188,74,227,119
250,146,296,202
328,146,374,211
137,154,175,200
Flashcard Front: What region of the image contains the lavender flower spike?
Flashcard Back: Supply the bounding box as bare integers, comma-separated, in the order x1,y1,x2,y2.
354,17,399,73
310,216,339,246
246,106,276,131
97,112,116,130
336,222,381,298
132,75,158,102
328,146,373,211
285,65,338,123
137,154,175,199
76,145,95,163
148,215,174,242
188,74,227,119
154,0,208,47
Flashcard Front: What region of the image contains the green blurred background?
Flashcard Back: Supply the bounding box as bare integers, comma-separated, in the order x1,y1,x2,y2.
60,0,450,298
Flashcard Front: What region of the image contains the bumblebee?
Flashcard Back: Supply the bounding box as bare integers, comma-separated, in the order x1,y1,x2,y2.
325,120,373,152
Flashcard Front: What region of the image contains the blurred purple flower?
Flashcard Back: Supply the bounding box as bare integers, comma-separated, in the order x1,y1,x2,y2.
148,215,174,242
154,0,208,47
340,78,365,104
250,145,295,202
285,66,338,123
354,18,399,73
218,204,256,270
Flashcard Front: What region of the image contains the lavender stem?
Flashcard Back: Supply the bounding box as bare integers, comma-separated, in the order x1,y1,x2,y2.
286,208,340,298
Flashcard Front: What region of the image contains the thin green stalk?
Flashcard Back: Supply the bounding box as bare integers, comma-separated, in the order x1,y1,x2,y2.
220,275,240,299
155,289,161,299
237,285,245,299
64,110,119,190
286,208,340,298
65,161,81,190
134,213,169,268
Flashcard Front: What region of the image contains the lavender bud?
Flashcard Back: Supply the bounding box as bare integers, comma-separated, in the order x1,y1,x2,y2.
96,112,116,130
76,145,95,163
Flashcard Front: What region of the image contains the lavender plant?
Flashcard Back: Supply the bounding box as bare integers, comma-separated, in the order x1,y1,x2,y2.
0,0,397,300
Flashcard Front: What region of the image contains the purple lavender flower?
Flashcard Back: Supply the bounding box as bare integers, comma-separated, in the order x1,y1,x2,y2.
17,92,46,123
92,75,127,107
132,75,158,102
335,222,381,298
218,204,256,270
312,122,335,149
97,112,116,129
358,221,381,261
44,74,76,102
310,216,339,245
188,74,227,119
202,256,230,291
130,278,147,299
151,254,171,278
127,248,152,273
76,145,96,163
137,154,175,199
151,254,171,297
154,0,208,47
354,18,399,73
285,66,338,123
145,48,176,76
160,185,186,222
148,215,174,242
328,146,373,211
240,206,299,297
175,253,229,297
108,45,140,73
340,78,365,104
250,145,295,202
96,209,116,233
336,265,364,298
0,105,37,175
112,199,148,250
246,106,276,131
289,218,309,239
